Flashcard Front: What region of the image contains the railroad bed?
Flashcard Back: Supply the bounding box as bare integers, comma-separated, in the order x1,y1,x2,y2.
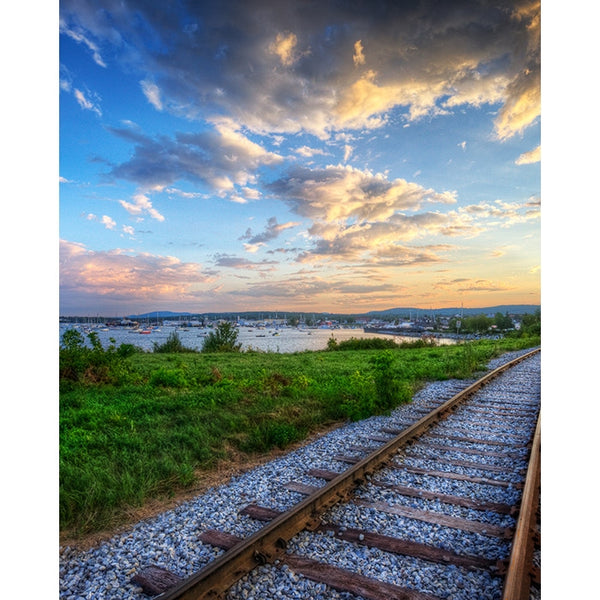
60,348,540,600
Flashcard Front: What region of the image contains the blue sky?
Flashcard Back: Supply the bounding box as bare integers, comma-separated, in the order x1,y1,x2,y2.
58,0,541,316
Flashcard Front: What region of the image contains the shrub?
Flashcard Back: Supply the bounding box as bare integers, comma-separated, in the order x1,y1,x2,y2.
329,337,399,351
59,329,138,385
201,322,242,353
397,338,437,349
60,329,88,381
153,331,196,353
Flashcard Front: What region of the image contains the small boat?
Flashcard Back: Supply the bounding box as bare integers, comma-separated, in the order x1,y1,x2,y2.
139,328,152,334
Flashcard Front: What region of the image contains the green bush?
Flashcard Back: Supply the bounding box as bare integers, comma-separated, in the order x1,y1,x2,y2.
202,322,242,353
153,331,196,353
59,330,138,385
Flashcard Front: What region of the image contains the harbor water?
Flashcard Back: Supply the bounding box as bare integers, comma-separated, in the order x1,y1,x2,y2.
59,325,455,353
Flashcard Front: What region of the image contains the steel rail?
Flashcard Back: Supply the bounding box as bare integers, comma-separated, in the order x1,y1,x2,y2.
157,347,540,600
502,411,541,600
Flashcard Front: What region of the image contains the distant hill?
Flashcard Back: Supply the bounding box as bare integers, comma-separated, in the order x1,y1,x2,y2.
123,305,539,321
126,311,194,319
366,305,540,317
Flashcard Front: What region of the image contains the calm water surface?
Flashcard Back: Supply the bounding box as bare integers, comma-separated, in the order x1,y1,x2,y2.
59,325,455,353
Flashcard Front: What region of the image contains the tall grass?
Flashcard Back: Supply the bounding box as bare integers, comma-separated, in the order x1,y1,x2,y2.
60,335,539,535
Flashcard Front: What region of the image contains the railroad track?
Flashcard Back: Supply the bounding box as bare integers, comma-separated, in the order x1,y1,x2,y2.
131,348,541,600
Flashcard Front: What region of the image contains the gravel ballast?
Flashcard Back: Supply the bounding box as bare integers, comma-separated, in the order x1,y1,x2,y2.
60,348,540,600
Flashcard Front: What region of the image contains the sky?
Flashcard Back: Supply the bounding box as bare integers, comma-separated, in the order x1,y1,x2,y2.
58,0,541,316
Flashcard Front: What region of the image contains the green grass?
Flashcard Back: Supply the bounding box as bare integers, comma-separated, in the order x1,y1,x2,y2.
60,335,539,535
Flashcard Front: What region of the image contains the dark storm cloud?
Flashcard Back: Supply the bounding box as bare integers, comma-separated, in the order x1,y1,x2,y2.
61,0,540,139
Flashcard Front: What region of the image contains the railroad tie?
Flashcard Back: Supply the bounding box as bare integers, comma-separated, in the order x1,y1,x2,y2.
354,499,512,538
199,529,445,600
393,463,520,488
131,565,184,596
233,508,503,572
414,441,523,459
370,480,514,515
425,432,523,447
400,455,524,475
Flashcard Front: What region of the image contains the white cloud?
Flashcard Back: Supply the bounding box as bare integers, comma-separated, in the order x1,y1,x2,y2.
119,192,165,221
101,215,116,229
74,88,102,116
242,187,261,200
86,213,118,230
270,164,457,224
60,21,107,67
243,243,264,253
59,239,214,307
295,146,329,158
515,145,541,165
140,80,163,110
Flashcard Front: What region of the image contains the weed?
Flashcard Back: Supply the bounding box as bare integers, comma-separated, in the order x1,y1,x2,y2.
340,370,375,421
149,367,188,388
242,421,302,452
370,350,399,411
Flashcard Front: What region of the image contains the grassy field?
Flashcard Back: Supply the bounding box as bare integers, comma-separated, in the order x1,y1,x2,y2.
59,334,539,537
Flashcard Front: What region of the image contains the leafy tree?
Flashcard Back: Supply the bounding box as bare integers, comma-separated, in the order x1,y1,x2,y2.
450,314,492,334
520,309,541,336
201,322,242,353
494,312,513,331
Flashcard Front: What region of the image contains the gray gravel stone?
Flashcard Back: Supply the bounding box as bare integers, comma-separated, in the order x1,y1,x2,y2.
60,348,539,600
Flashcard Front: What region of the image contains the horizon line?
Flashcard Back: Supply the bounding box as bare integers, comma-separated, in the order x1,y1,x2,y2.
59,303,541,318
